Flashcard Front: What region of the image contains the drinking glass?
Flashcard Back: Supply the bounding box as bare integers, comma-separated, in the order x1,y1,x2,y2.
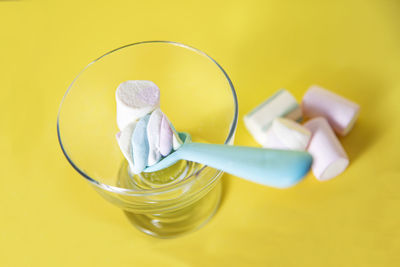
57,41,238,238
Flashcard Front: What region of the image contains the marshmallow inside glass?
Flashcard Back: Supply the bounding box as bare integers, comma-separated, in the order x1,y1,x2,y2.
57,41,238,238
115,80,184,177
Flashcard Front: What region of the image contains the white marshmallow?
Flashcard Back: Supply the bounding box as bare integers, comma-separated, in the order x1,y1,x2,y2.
268,118,311,150
244,89,302,145
172,131,182,150
116,80,160,131
146,108,163,166
117,121,136,171
304,117,349,181
302,85,360,136
262,127,288,150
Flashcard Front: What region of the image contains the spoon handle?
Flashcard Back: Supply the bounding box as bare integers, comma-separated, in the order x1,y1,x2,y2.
178,143,313,188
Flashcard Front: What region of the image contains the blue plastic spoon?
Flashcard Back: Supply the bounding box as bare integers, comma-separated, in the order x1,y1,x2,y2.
143,132,312,188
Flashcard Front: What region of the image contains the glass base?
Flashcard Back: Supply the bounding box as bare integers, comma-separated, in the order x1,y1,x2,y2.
124,180,222,238
114,160,224,238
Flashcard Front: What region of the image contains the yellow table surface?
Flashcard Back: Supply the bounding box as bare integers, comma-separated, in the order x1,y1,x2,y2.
1,0,400,266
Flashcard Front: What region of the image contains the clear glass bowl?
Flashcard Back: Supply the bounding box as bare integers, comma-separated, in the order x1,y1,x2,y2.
57,41,238,238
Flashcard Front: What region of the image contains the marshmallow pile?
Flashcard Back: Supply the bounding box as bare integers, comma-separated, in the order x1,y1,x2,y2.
244,85,360,181
115,80,182,174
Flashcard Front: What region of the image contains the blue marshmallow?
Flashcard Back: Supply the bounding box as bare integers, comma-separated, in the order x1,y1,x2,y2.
131,114,150,174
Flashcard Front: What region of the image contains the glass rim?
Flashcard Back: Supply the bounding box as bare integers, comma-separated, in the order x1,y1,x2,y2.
57,40,238,196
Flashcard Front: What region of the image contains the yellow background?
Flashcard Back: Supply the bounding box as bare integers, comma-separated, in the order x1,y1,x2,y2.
1,0,400,266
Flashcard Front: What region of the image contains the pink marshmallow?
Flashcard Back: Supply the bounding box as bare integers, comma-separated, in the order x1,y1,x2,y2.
159,114,173,156
304,117,349,181
302,85,360,136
